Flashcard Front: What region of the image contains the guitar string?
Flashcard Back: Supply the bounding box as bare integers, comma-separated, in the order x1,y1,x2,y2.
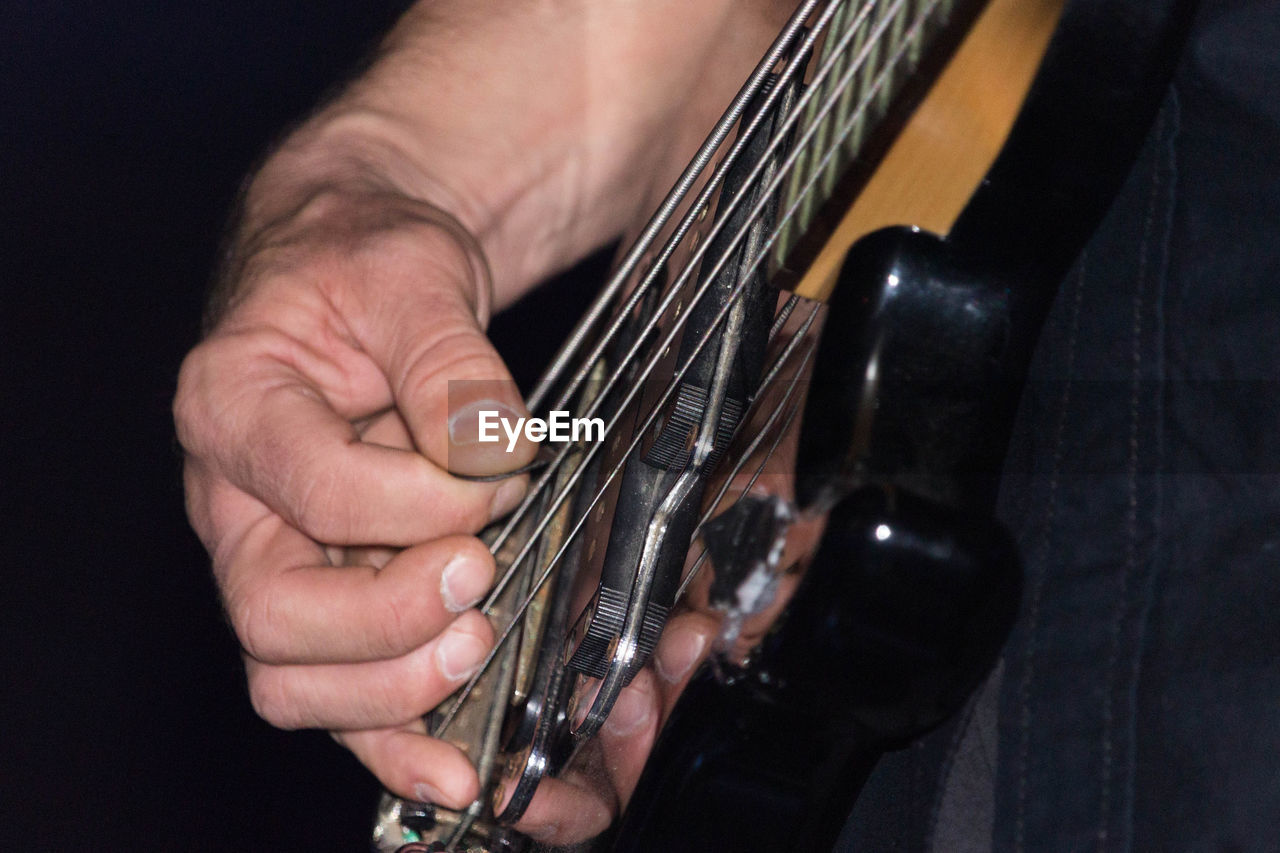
437,282,816,739
523,0,826,415
479,0,940,618
769,292,802,341
478,0,925,624
437,0,942,736
558,291,824,749
481,0,853,566
481,0,908,570
471,0,905,640
479,0,909,608
673,302,821,603
434,0,944,737
676,377,808,608
481,0,915,568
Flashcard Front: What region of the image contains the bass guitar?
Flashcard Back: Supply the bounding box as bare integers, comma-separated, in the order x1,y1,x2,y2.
372,0,1195,849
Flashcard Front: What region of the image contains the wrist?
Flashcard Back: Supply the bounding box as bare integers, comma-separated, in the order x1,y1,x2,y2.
210,117,494,331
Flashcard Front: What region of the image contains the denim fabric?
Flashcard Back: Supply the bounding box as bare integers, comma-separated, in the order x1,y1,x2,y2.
837,1,1280,850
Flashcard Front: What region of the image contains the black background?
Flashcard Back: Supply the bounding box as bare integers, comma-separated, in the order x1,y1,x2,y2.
7,2,1280,852
2,3,602,848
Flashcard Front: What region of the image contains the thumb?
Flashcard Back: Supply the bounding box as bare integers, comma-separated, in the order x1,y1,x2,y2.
367,224,538,478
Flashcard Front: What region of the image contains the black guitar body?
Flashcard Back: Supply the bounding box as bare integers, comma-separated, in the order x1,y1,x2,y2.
610,0,1196,849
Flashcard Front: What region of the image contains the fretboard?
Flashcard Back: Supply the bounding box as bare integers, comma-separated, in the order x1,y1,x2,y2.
773,0,965,269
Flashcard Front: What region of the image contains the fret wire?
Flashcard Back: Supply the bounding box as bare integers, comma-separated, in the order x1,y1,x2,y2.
786,0,937,253
437,0,944,735
790,0,854,250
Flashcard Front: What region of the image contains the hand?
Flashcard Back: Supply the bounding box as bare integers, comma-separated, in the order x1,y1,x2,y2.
175,187,539,809
175,0,803,844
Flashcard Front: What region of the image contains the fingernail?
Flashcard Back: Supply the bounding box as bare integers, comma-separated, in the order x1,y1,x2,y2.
489,477,525,520
436,630,488,681
448,399,524,447
440,553,491,613
655,626,707,684
413,782,444,804
604,682,653,736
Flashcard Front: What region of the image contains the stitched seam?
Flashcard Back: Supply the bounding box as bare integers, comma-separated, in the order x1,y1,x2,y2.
1097,106,1167,853
1014,257,1088,853
1121,85,1178,852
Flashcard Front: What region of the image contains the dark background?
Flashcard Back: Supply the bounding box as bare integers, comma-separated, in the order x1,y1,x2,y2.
1,3,601,849
10,2,1279,851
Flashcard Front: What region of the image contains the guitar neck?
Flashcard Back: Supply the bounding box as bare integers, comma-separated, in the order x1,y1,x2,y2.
782,0,1064,301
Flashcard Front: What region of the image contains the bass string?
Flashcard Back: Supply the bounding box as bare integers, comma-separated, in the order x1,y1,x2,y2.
523,0,827,416
436,292,814,740
481,0,907,594
537,0,931,429
436,0,946,737
530,0,837,422
673,302,821,604
473,0,896,637
481,0,852,566
483,0,932,615
484,0,941,582
676,385,808,609
435,0,946,736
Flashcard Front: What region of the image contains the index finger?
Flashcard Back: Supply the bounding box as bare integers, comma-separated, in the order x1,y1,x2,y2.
176,331,522,547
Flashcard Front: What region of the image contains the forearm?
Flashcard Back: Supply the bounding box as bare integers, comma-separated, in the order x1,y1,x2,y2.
218,0,642,322
214,0,799,325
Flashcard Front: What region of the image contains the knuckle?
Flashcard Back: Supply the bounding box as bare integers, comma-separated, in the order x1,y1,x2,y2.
174,333,269,459
247,670,300,730
290,186,355,233
230,584,286,664
399,326,498,394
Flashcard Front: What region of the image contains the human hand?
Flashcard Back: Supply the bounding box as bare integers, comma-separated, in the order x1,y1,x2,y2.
175,187,541,810
175,0,804,843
